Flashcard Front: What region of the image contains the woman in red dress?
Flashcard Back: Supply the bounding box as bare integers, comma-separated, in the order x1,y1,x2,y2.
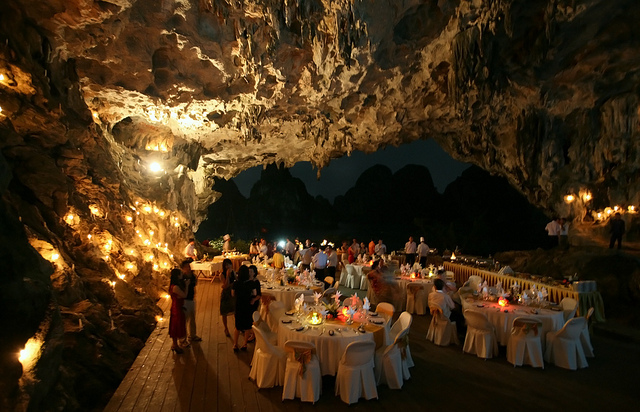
169,268,188,353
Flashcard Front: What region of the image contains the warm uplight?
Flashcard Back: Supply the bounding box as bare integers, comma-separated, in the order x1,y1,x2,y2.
0,74,4,81
450,252,457,261
307,311,323,325
51,253,59,261
149,162,162,173
163,262,169,267
129,249,135,255
147,254,154,261
153,264,159,270
18,337,42,369
125,216,132,222
164,293,170,299
87,234,92,239
410,272,416,279
629,206,636,213
564,194,575,203
159,211,165,217
583,193,592,202
597,212,602,218
614,205,620,211
144,206,151,213
155,315,164,322
174,222,180,227
66,214,74,222
127,263,134,270
117,273,126,280
90,205,101,216
149,230,154,236
498,297,508,307
153,207,159,213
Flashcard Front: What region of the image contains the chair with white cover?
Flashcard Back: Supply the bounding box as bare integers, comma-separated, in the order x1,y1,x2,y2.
345,265,357,288
282,341,322,403
406,282,427,315
339,266,349,285
375,325,412,389
335,340,378,404
376,302,395,345
268,300,286,333
560,297,578,322
249,325,286,388
463,310,499,359
322,287,337,300
259,293,276,328
426,306,459,346
467,275,483,291
545,317,589,370
580,307,595,358
387,311,414,367
506,317,544,368
252,311,277,345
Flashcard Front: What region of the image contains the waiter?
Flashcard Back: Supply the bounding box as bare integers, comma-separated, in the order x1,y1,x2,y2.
184,238,197,261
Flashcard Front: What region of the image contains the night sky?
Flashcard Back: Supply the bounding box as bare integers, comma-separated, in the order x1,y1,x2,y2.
233,139,470,201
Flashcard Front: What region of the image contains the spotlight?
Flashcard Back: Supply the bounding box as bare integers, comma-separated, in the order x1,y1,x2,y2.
564,194,575,203
149,162,162,172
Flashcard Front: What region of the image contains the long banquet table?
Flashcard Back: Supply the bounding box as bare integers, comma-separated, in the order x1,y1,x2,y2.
444,262,605,320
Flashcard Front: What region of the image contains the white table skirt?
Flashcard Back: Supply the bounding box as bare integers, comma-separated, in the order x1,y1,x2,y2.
343,264,372,290
461,299,565,346
190,261,223,276
261,283,324,310
277,315,383,376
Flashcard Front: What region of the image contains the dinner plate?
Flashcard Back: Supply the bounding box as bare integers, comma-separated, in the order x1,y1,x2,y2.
295,326,305,332
369,312,378,316
370,319,384,325
477,304,485,308
285,311,295,316
281,319,292,324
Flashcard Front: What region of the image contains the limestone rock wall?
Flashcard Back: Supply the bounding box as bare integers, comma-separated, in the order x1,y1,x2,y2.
1,0,640,410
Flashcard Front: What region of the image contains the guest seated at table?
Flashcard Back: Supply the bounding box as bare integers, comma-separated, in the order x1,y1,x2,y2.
184,238,197,261
232,266,260,351
436,268,457,294
247,264,262,342
430,279,465,334
348,239,358,263
272,246,284,269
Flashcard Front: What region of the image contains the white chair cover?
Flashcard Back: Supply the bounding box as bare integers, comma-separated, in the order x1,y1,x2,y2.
268,301,286,333
252,311,276,346
463,310,499,359
545,317,589,370
388,311,414,367
506,317,544,368
249,325,286,388
426,306,459,346
406,283,427,315
335,340,378,404
345,265,357,288
580,307,595,358
339,266,349,285
375,327,411,389
467,275,483,291
282,341,322,403
376,302,395,346
560,297,578,322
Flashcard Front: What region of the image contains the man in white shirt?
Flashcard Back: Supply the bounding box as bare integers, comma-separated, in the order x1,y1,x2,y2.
404,236,417,266
374,239,387,256
416,237,429,268
300,245,313,270
184,238,197,261
311,244,328,287
350,239,360,256
429,279,455,319
544,218,561,249
259,238,268,257
285,238,296,258
222,234,231,253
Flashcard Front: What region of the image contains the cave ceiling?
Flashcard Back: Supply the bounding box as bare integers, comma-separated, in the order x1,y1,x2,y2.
4,0,640,220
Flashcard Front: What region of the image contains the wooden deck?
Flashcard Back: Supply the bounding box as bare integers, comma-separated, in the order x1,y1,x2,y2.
105,281,640,412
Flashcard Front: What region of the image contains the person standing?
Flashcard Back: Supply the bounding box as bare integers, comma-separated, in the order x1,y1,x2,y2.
417,237,430,268
220,258,236,337
368,240,376,256
374,239,387,256
300,244,312,270
223,234,231,253
181,261,201,343
405,236,417,266
285,238,296,258
232,266,259,351
326,245,338,285
559,218,570,250
544,218,561,249
312,244,328,288
609,212,626,249
350,239,360,258
184,238,197,261
169,269,187,354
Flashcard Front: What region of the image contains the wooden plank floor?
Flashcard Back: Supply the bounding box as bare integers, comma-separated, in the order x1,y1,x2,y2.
105,280,640,412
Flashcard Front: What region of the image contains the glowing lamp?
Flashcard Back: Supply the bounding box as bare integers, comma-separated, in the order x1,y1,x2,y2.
156,316,164,322
126,263,134,270
87,234,92,239
125,216,132,222
144,206,151,213
278,240,286,248
149,230,154,236
164,293,170,299
498,297,508,307
149,162,162,173
306,311,324,325
129,250,135,255
159,211,165,217
18,337,42,368
51,253,59,261
450,252,457,261
153,264,159,270
629,206,636,213
147,254,154,261
614,205,620,211
0,74,4,81
174,222,180,227
564,194,575,203
597,213,602,218
117,273,126,280
583,193,592,202
410,272,416,279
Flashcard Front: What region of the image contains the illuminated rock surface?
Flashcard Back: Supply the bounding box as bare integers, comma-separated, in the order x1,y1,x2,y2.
1,0,640,410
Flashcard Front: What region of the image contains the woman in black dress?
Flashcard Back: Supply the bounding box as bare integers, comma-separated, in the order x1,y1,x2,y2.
232,265,259,351
220,258,236,337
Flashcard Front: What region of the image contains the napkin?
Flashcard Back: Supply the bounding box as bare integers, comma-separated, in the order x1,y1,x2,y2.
363,297,370,311
346,307,357,317
314,291,322,305
334,290,342,303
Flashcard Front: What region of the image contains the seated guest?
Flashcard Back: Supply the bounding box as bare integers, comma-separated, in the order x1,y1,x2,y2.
367,260,398,305
430,278,465,334
435,268,456,294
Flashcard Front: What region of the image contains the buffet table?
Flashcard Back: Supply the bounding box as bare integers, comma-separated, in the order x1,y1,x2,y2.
190,261,223,280
461,298,565,346
213,254,250,272
276,314,385,375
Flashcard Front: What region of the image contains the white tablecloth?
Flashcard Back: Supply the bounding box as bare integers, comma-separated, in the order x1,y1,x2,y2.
276,314,384,375
261,283,324,310
190,261,223,278
461,299,565,346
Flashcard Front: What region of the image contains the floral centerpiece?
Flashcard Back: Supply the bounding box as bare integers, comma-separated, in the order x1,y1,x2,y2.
286,267,298,284
322,290,341,319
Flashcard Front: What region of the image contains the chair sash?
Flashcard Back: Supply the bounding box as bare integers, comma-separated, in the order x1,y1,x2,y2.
396,335,410,360
294,348,313,376
261,293,276,314
407,283,422,296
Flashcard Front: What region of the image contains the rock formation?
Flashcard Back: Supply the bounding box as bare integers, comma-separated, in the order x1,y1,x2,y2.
1,0,640,410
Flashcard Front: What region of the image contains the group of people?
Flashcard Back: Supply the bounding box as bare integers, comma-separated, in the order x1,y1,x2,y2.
545,213,627,250
169,258,262,353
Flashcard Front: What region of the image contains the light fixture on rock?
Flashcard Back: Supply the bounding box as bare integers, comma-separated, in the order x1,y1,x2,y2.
149,162,162,173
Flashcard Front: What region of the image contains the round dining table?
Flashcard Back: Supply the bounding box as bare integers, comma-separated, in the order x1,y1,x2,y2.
260,282,324,310
461,298,565,346
276,313,386,375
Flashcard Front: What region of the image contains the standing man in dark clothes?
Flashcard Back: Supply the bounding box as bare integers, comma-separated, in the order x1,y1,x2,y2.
609,213,625,250
181,260,202,343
